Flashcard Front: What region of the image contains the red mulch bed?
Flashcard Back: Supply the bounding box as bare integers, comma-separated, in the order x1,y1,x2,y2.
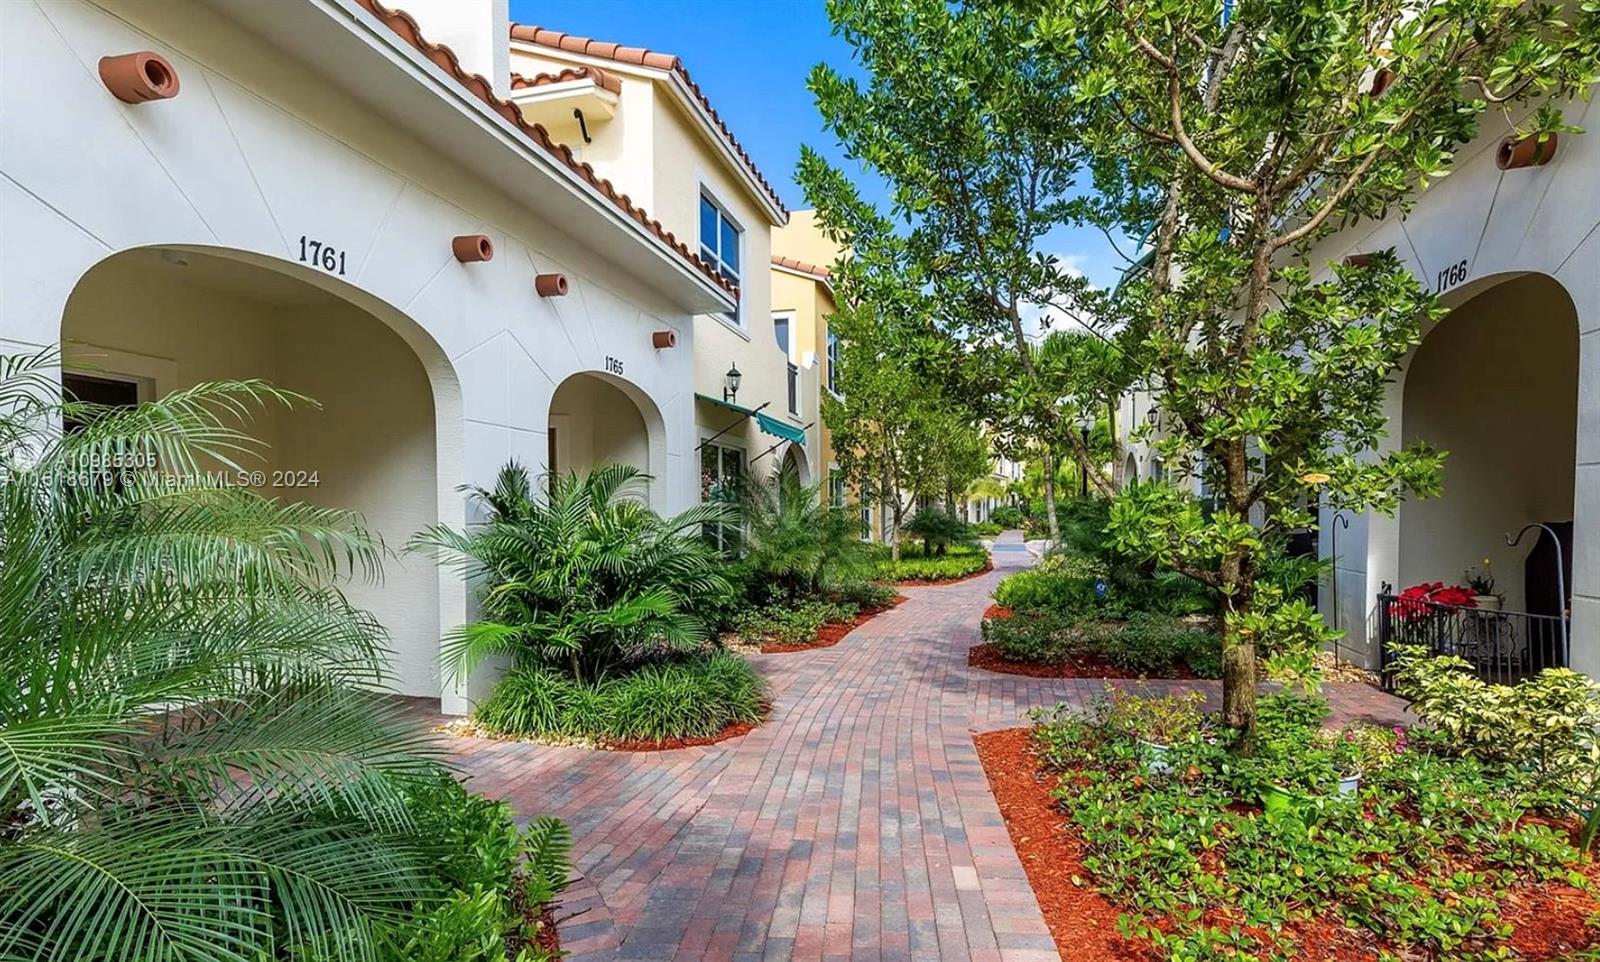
975,727,1144,960
895,557,993,587
975,726,1600,961
758,595,910,653
967,642,1200,680
985,603,1013,621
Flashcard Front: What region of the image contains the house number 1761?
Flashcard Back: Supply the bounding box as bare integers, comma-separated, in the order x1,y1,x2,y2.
298,235,348,276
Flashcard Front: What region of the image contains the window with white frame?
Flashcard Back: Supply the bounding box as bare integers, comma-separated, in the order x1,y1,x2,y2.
699,193,742,323
772,312,791,355
829,471,846,509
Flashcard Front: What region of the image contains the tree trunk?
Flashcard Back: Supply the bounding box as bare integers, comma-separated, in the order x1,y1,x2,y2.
1219,554,1258,750
1041,445,1061,544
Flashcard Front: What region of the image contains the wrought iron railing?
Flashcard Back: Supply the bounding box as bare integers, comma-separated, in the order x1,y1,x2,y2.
1375,592,1568,687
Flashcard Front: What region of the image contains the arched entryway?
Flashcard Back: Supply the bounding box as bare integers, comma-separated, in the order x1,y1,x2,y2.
61,246,461,699
548,371,665,504
1124,453,1138,489
1396,272,1577,663
781,443,812,487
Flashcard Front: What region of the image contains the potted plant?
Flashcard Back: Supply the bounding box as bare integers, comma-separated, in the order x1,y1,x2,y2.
1465,560,1502,611
1103,686,1203,774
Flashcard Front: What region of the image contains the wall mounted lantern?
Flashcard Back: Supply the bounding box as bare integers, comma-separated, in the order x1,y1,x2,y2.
723,363,742,403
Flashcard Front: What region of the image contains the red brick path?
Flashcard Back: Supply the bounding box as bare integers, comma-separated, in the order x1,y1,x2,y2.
442,533,1409,961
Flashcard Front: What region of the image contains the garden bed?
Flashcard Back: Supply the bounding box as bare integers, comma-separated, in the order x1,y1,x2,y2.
895,556,993,586
976,698,1600,961
758,595,908,652
967,641,1201,679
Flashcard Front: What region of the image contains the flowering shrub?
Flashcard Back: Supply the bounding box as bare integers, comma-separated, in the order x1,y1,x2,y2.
1390,581,1479,621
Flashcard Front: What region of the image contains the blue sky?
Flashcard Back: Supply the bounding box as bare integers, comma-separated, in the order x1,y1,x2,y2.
508,0,1127,293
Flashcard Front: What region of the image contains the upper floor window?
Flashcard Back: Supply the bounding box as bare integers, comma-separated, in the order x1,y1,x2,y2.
826,332,841,394
700,193,741,323
772,312,791,355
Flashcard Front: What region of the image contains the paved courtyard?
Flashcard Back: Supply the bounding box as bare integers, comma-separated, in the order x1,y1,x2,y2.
443,533,1409,961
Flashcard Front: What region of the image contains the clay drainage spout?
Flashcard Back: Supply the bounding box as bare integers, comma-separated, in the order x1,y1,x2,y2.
535,273,569,297
652,330,678,349
99,52,180,103
452,234,494,263
1498,133,1558,170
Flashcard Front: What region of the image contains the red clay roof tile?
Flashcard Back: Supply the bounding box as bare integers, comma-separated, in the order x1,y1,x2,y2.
771,255,831,279
509,23,788,220
354,0,736,299
510,65,621,95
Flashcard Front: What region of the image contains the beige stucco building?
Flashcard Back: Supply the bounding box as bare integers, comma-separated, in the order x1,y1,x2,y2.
1,0,747,714
504,24,819,512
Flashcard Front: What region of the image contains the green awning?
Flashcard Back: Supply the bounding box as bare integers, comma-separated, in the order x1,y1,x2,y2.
696,393,806,445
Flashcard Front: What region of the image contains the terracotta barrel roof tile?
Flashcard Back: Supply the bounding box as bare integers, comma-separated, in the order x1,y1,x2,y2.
509,22,786,219
510,65,621,95
353,0,736,298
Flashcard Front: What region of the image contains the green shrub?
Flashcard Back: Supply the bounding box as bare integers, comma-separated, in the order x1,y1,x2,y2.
475,652,768,744
374,775,574,962
1390,645,1600,847
983,608,1078,662
904,507,974,556
878,542,989,581
971,521,1003,537
412,462,738,686
832,578,898,611
1088,612,1217,677
737,462,870,602
990,505,1024,528
993,553,1106,613
735,599,856,646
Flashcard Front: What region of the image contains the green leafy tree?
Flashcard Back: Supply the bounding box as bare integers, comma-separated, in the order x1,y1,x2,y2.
1055,0,1600,739
0,351,449,960
413,462,735,686
798,0,1100,543
821,301,979,559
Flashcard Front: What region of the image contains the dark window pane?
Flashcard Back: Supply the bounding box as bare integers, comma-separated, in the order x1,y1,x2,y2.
700,196,719,254
720,217,739,272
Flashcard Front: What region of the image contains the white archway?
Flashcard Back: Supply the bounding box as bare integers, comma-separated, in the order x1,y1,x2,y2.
782,442,813,487
548,370,667,505
1398,273,1577,614
60,245,465,701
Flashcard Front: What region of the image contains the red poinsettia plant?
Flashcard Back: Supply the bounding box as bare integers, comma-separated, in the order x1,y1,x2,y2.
1389,581,1479,622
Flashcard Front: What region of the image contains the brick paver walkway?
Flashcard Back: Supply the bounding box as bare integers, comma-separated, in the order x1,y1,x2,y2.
444,531,1409,962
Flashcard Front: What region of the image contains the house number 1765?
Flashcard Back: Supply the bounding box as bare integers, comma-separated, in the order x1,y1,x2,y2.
298,235,348,276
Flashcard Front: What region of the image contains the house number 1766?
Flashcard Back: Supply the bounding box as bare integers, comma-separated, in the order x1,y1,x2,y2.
298,235,347,276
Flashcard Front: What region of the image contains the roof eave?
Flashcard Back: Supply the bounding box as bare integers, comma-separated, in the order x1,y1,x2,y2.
509,37,789,227
201,0,735,314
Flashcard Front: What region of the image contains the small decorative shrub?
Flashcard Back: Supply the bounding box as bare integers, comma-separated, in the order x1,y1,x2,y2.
475,651,768,744
735,600,857,647
377,774,574,962
993,553,1106,614
832,578,898,612
878,542,989,581
904,507,974,556
971,521,1004,537
989,505,1024,528
1099,685,1203,744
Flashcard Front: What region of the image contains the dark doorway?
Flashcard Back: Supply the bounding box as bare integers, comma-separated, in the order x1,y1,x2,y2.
62,372,138,432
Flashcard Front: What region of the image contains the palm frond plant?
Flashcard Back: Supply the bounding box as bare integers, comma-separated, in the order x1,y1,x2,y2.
412,461,738,687
737,461,868,602
0,350,478,961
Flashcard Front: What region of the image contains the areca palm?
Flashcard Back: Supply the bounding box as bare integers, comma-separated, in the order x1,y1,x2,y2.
0,351,445,962
737,462,866,600
412,462,735,685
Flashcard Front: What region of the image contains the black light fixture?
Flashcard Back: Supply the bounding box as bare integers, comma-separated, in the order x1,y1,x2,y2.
1146,405,1161,429
723,363,742,403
